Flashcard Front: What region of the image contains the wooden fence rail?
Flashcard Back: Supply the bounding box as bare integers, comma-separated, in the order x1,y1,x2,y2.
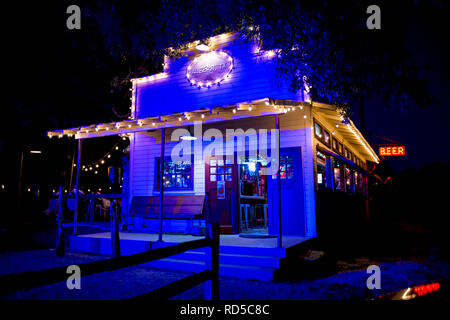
0,191,219,300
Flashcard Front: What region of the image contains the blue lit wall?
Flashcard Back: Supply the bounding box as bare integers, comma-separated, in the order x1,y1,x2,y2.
135,35,304,118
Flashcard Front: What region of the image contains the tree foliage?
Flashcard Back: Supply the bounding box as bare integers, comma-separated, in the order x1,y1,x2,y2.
82,0,438,114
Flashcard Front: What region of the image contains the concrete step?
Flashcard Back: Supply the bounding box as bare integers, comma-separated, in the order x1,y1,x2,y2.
170,250,282,268
144,258,276,281
69,235,285,280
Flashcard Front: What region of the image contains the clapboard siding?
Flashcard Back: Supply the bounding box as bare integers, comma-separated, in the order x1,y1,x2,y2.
129,109,317,237
135,35,303,118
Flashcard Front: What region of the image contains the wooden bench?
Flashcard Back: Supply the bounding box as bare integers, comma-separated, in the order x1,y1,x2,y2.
129,195,206,232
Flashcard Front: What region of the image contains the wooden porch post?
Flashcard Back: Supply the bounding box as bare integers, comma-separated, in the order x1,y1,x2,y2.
204,222,220,300
73,138,82,235
275,114,282,248
158,128,165,241
56,186,65,256
111,200,121,257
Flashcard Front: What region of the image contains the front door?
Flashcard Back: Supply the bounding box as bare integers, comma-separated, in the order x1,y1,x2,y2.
205,156,239,234
267,147,305,236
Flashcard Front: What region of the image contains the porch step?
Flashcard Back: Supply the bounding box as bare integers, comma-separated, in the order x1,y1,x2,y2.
164,250,282,268
68,235,284,280
144,258,277,281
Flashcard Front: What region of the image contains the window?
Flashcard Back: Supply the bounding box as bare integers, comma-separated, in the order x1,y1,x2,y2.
332,138,339,152
333,159,345,191
314,122,323,139
274,156,294,180
316,151,327,189
210,159,233,182
344,148,349,159
156,157,193,190
344,166,355,193
323,130,330,145
355,171,366,194
314,121,331,147
338,143,343,154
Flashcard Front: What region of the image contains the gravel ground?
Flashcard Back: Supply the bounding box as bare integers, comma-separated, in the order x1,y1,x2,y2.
1,249,448,300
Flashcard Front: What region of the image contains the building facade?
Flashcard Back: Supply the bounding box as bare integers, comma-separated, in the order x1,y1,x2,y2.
49,33,379,241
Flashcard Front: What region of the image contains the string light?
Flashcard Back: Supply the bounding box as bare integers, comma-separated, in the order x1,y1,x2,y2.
186,51,233,87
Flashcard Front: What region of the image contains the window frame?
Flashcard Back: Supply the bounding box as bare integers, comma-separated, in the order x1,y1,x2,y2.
155,156,194,191
332,137,339,152
313,119,331,147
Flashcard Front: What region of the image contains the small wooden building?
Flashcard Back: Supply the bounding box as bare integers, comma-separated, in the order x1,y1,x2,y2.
49,33,379,247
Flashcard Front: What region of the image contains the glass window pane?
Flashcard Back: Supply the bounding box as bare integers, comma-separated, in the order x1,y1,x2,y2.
225,167,232,174
210,159,217,166
210,174,216,182
218,159,224,166
324,130,330,144
176,161,191,173
210,167,217,174
217,174,224,181
225,159,233,165
225,174,232,181
314,123,322,138
176,175,182,188
182,175,190,188
217,166,224,174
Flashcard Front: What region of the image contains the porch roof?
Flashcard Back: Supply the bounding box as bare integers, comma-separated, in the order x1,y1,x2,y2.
46,98,306,139
46,98,378,163
312,102,380,163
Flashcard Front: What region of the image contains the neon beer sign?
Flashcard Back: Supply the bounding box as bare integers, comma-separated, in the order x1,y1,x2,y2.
379,146,405,156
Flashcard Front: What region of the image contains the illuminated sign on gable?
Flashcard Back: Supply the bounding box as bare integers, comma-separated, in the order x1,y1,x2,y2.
186,51,233,87
379,146,405,156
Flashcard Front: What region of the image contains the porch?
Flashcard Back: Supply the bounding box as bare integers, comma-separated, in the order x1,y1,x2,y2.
69,231,313,280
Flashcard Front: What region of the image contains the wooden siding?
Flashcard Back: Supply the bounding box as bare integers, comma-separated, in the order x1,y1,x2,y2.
135,36,304,118
129,110,317,237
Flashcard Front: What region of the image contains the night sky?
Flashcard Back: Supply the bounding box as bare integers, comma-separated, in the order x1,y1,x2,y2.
2,2,449,176
352,5,450,171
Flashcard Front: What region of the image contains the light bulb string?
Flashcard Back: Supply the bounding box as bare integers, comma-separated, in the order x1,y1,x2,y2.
80,138,129,173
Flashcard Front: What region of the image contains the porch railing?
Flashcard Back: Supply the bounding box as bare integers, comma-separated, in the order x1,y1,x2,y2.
0,188,220,300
